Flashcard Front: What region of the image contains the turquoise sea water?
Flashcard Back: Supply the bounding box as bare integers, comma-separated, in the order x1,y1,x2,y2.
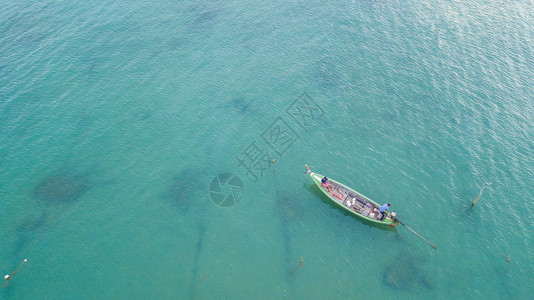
1,0,533,298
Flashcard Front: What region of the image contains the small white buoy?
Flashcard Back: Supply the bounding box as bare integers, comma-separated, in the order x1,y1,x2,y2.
4,275,10,280
24,259,28,262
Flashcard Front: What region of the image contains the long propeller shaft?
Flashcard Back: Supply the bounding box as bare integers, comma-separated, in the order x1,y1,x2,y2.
399,221,438,249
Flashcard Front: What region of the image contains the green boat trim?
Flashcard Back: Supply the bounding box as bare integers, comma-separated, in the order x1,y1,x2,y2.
305,165,399,227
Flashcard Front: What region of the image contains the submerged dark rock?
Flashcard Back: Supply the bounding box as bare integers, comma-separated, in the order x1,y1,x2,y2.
275,185,304,280
22,168,95,255
383,263,417,290
13,212,47,255
420,274,435,290
33,172,90,205
382,253,434,291
166,167,212,298
230,97,255,115
165,169,209,214
277,188,303,223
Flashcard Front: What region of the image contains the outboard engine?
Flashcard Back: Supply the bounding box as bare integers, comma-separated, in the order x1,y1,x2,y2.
390,211,399,222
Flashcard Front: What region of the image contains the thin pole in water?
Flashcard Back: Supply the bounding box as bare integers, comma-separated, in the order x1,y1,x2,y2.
470,182,492,209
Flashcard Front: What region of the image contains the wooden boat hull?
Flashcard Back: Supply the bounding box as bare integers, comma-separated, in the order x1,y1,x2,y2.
306,167,399,227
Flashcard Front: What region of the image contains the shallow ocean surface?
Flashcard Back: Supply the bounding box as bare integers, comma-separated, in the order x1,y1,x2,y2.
1,0,533,299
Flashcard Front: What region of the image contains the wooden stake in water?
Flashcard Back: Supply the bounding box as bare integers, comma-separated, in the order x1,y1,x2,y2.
3,259,28,287
470,182,492,209
289,256,304,273
193,273,207,299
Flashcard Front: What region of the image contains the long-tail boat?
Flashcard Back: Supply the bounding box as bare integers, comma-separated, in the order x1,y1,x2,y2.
305,165,399,227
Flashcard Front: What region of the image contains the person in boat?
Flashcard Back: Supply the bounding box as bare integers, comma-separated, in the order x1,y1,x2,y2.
379,203,391,221
321,176,332,192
